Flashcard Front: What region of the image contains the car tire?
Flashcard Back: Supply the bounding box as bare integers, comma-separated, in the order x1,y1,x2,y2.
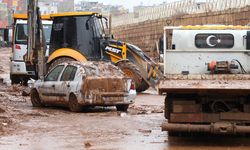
117,61,149,93
30,89,44,107
116,104,129,112
69,94,82,112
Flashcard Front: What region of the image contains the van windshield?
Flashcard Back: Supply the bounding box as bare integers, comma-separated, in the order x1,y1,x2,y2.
15,24,52,44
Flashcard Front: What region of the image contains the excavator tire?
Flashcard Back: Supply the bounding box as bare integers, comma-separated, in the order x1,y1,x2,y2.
48,57,75,72
117,61,149,92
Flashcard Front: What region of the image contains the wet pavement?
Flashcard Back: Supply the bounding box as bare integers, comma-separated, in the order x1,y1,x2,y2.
0,48,250,150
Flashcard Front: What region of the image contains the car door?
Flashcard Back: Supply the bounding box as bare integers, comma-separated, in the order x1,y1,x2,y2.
57,65,78,103
39,65,65,103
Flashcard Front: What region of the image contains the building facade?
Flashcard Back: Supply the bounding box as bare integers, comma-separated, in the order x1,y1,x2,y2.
0,1,8,28
38,0,58,14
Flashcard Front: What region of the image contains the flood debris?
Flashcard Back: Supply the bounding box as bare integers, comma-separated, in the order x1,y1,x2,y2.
22,87,30,96
0,78,4,84
138,129,152,134
2,122,7,126
84,141,92,148
0,107,5,113
119,112,127,117
129,105,164,115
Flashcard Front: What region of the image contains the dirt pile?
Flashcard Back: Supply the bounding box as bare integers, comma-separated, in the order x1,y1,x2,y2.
0,82,30,135
129,104,164,115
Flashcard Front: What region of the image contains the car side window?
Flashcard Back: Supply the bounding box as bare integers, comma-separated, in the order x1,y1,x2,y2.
45,65,64,81
60,65,77,81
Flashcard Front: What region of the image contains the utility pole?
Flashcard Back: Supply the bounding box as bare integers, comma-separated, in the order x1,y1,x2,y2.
27,0,46,80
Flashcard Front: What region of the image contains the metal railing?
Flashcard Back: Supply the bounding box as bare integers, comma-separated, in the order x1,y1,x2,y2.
112,0,250,27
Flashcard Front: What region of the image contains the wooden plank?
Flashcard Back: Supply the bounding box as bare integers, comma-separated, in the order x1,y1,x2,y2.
173,104,201,113
173,101,196,105
220,112,250,121
170,113,220,123
244,105,250,113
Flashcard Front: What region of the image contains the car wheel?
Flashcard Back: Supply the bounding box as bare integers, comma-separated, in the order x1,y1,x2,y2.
69,94,82,112
116,104,129,112
30,89,44,107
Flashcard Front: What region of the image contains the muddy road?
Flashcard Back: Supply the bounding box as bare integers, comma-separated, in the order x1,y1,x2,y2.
0,48,250,150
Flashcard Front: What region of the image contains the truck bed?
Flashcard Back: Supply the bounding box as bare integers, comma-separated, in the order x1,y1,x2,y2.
158,74,250,94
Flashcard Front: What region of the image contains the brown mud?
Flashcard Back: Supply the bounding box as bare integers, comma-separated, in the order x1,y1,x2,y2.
0,48,250,150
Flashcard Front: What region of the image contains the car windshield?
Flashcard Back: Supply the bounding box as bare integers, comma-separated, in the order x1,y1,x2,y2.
15,24,52,44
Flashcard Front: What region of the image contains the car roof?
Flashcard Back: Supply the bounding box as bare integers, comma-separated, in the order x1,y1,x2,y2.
62,61,124,76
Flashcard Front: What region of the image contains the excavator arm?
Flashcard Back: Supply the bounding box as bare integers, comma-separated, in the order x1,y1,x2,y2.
27,0,46,79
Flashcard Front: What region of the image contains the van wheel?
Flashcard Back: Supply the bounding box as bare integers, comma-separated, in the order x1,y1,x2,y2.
48,57,75,72
30,89,44,107
116,104,129,112
69,94,82,112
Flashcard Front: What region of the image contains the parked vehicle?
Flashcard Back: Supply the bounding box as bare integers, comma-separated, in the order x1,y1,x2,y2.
10,14,52,85
160,25,250,135
30,61,136,112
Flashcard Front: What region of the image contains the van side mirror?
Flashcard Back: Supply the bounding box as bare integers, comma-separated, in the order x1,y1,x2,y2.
3,29,9,42
246,31,250,50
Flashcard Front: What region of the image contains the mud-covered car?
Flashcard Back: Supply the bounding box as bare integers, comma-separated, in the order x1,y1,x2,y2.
30,61,136,112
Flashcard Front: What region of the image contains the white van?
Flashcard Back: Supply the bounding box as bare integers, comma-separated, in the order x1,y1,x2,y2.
10,14,52,84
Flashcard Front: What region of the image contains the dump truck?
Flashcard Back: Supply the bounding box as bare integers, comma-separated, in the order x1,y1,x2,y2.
26,0,162,92
159,25,250,135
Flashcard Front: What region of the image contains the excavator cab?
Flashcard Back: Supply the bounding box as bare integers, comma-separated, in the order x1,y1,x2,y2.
49,13,103,61
47,12,162,92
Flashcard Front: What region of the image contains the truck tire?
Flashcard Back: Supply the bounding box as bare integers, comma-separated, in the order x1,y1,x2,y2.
117,61,149,92
69,94,82,112
10,75,20,85
48,57,75,72
116,104,129,112
10,75,29,86
30,89,44,107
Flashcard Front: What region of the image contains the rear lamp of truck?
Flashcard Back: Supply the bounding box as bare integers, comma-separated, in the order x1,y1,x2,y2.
15,45,21,50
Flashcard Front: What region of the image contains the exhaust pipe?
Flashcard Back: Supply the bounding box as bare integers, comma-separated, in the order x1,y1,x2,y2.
162,122,250,134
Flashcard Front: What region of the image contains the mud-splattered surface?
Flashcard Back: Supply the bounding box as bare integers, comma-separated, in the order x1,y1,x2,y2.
1,48,250,150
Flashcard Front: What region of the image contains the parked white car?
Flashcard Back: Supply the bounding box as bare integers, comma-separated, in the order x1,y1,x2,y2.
30,61,136,112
